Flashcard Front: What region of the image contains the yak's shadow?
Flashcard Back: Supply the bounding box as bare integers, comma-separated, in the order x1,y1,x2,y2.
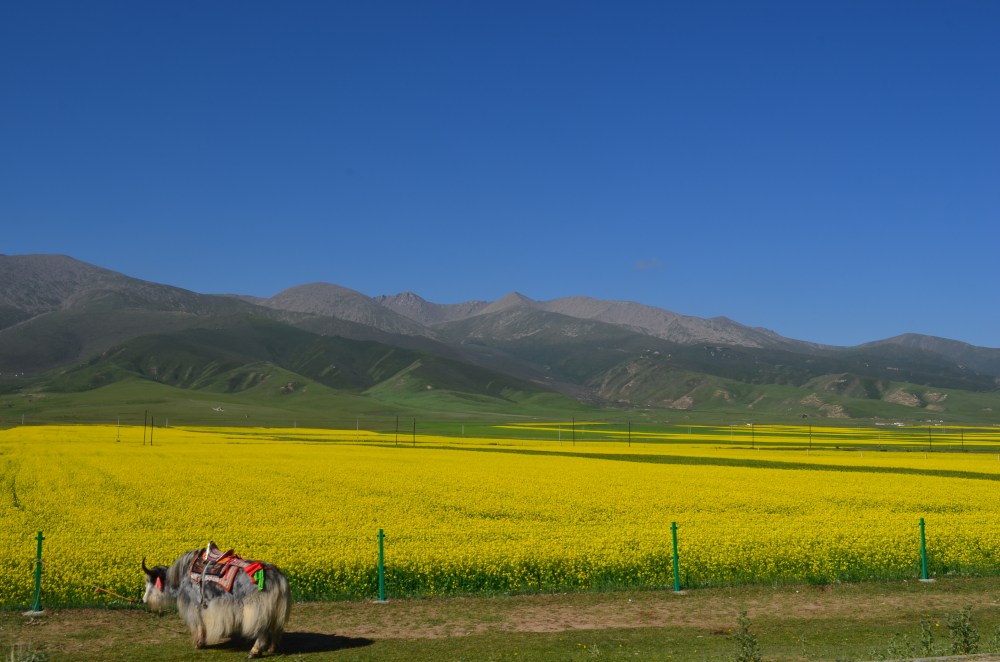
281,631,374,654
204,632,373,655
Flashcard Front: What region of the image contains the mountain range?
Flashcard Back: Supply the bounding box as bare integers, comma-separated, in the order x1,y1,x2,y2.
1,253,998,424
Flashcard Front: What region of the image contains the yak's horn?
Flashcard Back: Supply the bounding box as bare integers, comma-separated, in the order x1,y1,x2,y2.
142,557,152,575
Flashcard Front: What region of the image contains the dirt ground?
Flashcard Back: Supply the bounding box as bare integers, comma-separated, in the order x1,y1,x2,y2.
3,579,1000,660
290,583,996,640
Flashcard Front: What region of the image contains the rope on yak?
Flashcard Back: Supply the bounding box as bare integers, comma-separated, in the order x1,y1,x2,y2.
93,586,141,603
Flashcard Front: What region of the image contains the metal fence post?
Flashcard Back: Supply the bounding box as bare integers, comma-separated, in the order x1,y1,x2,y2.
377,529,386,602
919,518,934,582
671,521,682,592
27,531,44,615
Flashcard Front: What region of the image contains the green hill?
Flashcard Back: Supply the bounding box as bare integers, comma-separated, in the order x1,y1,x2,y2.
2,254,998,426
1,316,579,426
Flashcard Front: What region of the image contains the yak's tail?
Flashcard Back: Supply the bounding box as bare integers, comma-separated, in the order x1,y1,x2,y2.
197,564,291,651
240,565,291,643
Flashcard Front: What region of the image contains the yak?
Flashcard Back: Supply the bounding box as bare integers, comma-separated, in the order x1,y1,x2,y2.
142,543,291,658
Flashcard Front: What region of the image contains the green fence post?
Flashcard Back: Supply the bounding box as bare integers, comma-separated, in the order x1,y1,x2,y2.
377,529,386,602
27,530,44,615
671,521,682,593
919,518,934,582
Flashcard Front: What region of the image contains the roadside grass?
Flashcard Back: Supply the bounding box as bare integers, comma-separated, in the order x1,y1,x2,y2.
3,577,1000,661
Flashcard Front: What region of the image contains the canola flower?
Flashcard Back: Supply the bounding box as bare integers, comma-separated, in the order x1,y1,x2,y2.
1,424,999,607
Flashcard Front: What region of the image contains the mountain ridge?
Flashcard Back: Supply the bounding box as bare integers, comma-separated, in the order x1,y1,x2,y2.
2,254,998,422
370,290,828,351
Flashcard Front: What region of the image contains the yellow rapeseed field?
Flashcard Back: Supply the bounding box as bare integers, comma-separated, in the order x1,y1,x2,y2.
1,424,999,607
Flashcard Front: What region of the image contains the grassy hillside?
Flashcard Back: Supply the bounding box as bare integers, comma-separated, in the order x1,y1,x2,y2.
5,365,999,429
1,254,997,425
0,316,585,427
5,318,997,428
42,317,423,392
2,373,584,429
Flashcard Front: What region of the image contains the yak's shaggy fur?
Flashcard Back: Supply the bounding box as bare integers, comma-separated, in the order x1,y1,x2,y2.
143,548,291,658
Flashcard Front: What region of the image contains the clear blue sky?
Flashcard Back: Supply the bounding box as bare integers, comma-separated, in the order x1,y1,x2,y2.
2,1,997,347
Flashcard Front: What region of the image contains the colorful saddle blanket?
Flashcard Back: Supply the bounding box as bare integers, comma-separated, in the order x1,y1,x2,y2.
189,542,265,592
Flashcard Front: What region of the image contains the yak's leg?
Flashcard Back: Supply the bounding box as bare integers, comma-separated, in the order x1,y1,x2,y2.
193,621,207,649
266,629,283,654
249,631,276,658
247,637,266,659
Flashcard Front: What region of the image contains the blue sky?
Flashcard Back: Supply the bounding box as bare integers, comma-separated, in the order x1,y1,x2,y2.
2,1,997,347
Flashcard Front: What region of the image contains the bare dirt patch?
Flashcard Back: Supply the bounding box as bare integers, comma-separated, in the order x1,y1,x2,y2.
3,579,1000,660
886,388,921,407
286,578,1000,640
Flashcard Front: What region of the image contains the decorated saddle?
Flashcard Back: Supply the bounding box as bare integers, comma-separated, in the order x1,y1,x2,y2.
189,542,266,592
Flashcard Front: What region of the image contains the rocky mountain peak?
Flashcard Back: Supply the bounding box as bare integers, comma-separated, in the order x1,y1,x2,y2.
262,282,429,337
479,292,537,315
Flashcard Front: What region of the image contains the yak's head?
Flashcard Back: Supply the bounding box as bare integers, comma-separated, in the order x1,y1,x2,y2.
141,558,171,613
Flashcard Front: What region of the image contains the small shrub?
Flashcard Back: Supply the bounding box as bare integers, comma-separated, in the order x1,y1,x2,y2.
946,605,979,654
7,644,48,662
919,620,935,656
884,632,915,659
733,611,762,662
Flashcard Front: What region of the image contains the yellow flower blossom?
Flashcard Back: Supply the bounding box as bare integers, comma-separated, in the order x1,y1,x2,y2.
1,424,998,606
